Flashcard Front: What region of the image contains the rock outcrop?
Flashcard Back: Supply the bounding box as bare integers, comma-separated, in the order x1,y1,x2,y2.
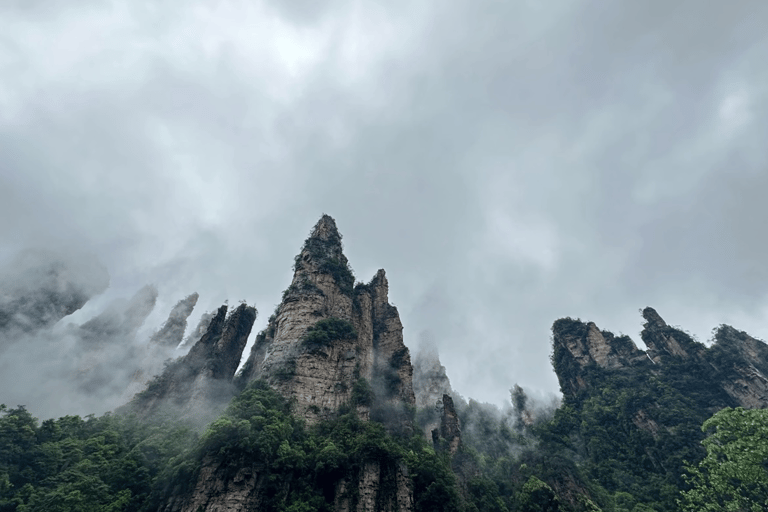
149,293,199,348
238,215,415,426
549,307,768,509
552,306,768,411
170,215,416,512
641,307,706,363
126,302,257,422
433,393,461,455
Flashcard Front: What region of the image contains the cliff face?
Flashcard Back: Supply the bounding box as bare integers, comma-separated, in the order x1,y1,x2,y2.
167,215,417,512
238,215,415,425
549,307,768,509
552,306,768,411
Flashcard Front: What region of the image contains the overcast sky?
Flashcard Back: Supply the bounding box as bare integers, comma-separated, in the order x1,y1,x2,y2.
2,0,768,408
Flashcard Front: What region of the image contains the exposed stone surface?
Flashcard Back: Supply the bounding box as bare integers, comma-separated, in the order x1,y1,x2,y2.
161,456,264,512
170,215,415,512
436,393,462,455
180,310,215,350
552,317,650,396
641,307,706,363
357,462,381,512
150,293,199,348
552,307,768,413
238,215,415,427
126,303,257,421
709,325,768,408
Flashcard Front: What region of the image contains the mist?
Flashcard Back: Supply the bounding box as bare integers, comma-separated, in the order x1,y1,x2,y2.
0,249,208,419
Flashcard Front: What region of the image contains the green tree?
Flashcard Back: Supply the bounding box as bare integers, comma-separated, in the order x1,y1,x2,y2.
517,475,560,512
679,407,768,512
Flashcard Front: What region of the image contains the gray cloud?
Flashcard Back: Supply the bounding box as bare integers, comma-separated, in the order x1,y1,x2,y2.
1,0,767,411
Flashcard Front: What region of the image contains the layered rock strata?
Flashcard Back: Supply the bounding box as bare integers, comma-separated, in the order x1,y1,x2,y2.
171,215,417,512
238,215,415,425
552,306,768,410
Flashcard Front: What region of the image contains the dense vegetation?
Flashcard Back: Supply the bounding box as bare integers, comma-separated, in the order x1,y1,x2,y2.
0,404,197,512
4,318,768,511
0,383,462,512
679,407,768,511
3,377,767,511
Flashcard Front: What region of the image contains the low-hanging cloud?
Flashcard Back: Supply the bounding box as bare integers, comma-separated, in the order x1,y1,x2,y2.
2,0,767,408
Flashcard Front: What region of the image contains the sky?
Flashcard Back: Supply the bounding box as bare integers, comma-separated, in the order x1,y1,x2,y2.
2,0,768,412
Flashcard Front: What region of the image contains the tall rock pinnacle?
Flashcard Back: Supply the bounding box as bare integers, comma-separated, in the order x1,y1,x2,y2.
150,293,199,348
158,216,417,512
238,214,415,426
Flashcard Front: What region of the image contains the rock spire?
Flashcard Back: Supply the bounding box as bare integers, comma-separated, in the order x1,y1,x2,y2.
237,215,415,426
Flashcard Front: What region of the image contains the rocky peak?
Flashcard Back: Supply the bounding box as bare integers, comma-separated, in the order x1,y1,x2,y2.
150,293,199,348
238,215,415,427
167,216,416,511
180,310,215,350
311,214,343,246
291,215,354,294
641,307,666,329
126,302,257,421
708,325,768,408
641,307,705,363
552,317,648,395
552,307,768,411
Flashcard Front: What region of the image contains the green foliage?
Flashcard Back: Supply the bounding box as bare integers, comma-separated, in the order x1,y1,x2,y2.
175,381,461,511
350,378,375,407
679,407,768,511
302,318,357,348
464,477,509,512
319,259,355,294
293,225,355,295
518,476,560,512
0,404,197,512
539,317,758,511
531,361,710,511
